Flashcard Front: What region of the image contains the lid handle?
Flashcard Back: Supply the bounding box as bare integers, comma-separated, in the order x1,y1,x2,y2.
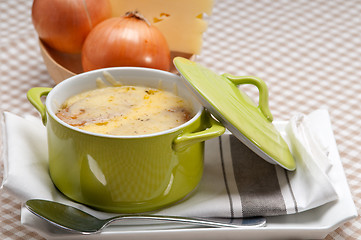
222,74,273,122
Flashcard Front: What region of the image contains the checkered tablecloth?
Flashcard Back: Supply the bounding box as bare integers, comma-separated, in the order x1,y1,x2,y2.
1,0,360,239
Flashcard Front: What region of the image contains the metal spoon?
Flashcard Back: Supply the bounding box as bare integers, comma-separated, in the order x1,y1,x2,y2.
25,199,266,234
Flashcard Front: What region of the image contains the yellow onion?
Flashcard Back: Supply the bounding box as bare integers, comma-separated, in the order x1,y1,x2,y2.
82,12,171,72
32,0,112,53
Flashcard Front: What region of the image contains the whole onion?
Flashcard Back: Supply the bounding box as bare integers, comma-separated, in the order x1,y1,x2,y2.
32,0,112,53
81,12,171,72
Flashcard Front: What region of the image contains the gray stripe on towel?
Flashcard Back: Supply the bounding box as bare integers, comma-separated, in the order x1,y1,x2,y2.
229,135,287,217
219,136,235,218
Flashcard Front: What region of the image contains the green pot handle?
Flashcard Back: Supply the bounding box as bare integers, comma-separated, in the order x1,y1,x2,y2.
173,111,225,152
222,73,273,122
27,87,52,125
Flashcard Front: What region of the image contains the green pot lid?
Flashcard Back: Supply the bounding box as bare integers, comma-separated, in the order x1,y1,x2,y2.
174,57,296,171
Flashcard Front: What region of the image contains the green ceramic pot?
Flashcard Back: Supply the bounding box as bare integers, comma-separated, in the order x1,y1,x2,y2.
27,67,225,213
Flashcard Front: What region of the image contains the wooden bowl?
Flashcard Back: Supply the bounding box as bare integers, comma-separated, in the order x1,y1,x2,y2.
38,40,195,85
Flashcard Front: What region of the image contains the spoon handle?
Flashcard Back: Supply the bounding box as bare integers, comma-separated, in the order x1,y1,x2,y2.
106,214,266,229
25,199,266,234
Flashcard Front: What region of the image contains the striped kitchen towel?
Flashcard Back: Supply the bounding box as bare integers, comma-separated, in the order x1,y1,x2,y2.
157,109,338,218
1,109,338,221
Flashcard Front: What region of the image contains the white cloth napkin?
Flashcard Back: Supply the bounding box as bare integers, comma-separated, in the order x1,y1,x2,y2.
1,109,338,222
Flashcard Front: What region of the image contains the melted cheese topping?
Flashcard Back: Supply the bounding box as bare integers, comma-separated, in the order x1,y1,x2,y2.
56,86,193,136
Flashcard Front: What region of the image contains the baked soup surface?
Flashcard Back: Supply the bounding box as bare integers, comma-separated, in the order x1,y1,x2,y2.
56,85,193,136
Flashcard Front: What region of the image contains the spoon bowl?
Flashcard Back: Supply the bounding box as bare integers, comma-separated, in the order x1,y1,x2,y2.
25,199,266,234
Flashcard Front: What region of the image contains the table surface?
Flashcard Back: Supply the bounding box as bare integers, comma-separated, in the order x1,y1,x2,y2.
1,0,360,239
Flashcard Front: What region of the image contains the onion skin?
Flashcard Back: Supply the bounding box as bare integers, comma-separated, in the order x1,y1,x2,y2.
82,13,171,72
32,0,112,53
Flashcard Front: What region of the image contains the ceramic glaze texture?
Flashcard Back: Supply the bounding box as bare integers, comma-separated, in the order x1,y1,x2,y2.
27,67,225,213
174,58,295,170
47,111,206,213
